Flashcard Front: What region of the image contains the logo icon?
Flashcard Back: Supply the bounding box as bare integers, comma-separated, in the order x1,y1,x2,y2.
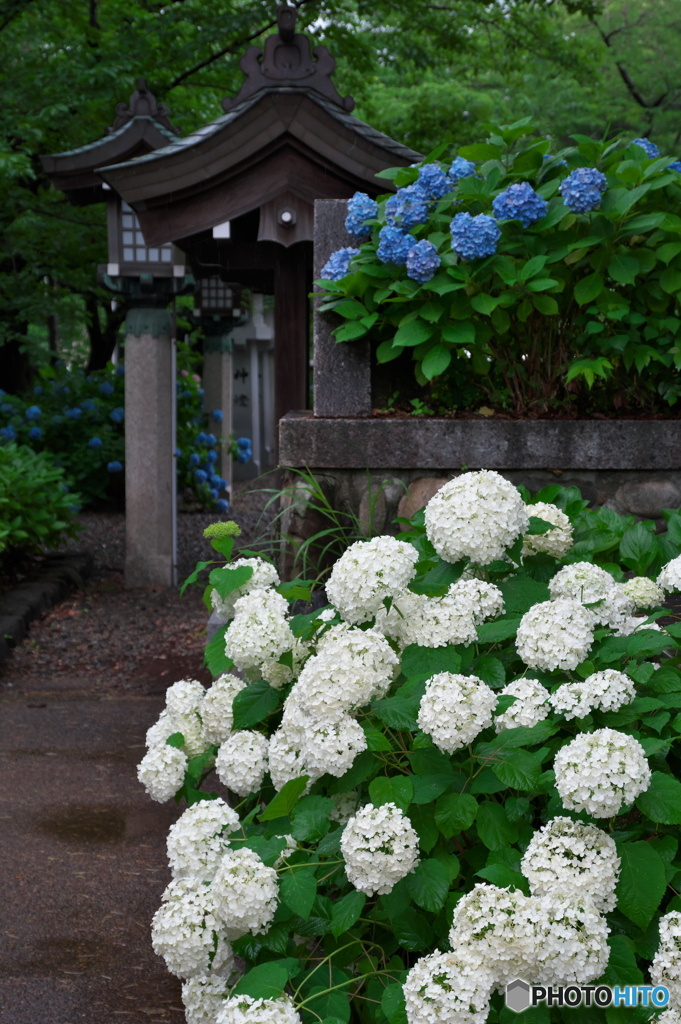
506,979,531,1013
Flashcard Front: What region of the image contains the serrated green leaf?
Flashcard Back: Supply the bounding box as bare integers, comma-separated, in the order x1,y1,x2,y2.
401,643,462,677
280,866,317,919
203,624,234,677
291,796,334,842
434,792,478,836
407,858,450,913
615,841,667,930
491,748,543,790
231,961,289,1000
636,771,681,824
394,320,434,348
574,271,604,305
369,776,414,812
232,678,280,729
259,776,309,821
476,802,519,849
421,344,452,380
476,616,521,643
330,890,366,937
209,564,253,600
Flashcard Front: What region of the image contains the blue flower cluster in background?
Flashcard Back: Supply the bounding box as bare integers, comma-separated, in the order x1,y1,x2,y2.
406,239,441,283
416,164,451,200
633,137,660,159
559,167,607,213
492,182,548,227
385,184,430,228
377,225,413,265
345,192,379,240
450,211,501,260
320,246,361,281
236,437,253,463
448,156,476,182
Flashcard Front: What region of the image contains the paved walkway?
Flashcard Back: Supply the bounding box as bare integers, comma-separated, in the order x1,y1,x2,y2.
0,573,211,1023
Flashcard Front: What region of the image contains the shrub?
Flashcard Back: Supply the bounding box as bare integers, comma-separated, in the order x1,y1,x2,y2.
137,475,681,1023
0,442,81,563
318,122,681,416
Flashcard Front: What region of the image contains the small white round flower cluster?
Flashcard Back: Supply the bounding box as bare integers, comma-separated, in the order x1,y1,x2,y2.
549,562,634,629
340,801,419,895
417,673,497,753
656,1011,681,1024
329,790,359,824
210,557,280,621
553,728,651,817
520,817,621,912
622,576,664,610
550,669,635,720
658,555,681,594
300,714,367,778
215,731,269,797
516,598,594,671
202,674,247,745
449,577,505,624
403,950,494,1024
326,535,419,623
167,798,240,882
215,995,302,1024
182,972,232,1024
267,721,311,793
211,847,279,940
424,470,529,565
151,877,232,979
651,912,681,1006
146,678,209,758
495,678,551,732
522,501,574,559
531,891,610,986
374,589,478,649
224,589,297,687
137,743,188,803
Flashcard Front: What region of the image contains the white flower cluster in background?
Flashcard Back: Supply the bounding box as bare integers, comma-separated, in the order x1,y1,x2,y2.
325,535,419,623
656,1011,681,1024
202,674,247,745
340,801,419,895
520,817,621,912
403,950,494,1024
167,798,240,882
622,576,664,610
211,847,279,940
651,911,681,1006
137,743,188,803
554,728,651,817
522,501,574,559
516,597,594,671
224,589,298,687
550,669,636,719
424,470,529,565
549,561,634,629
148,678,209,758
495,678,550,732
151,877,233,979
375,588,478,649
182,972,232,1024
215,730,269,797
451,577,505,623
211,557,280,621
658,555,681,593
417,672,497,753
216,995,302,1024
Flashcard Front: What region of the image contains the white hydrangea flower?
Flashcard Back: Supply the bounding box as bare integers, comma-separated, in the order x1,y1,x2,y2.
259,636,309,690
554,728,651,818
146,708,177,749
151,877,231,979
182,972,232,1024
495,678,551,732
622,576,664,610
267,723,315,793
448,577,505,624
449,884,539,987
424,470,529,565
167,798,241,882
210,558,280,620
655,1011,681,1024
616,615,663,637
215,731,268,797
521,817,621,912
658,555,681,594
417,673,497,754
374,589,478,649
522,502,574,559
341,802,419,896
325,535,419,624
550,669,635,720
166,678,206,716
403,950,494,1024
329,790,360,824
549,562,634,629
301,714,367,778
516,598,594,671
137,743,188,803
216,994,302,1024
202,674,248,746
651,912,681,1006
225,589,295,677
317,607,336,622
533,892,610,985
145,707,209,759
211,848,279,940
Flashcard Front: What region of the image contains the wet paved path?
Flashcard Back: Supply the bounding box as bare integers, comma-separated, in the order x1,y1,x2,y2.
0,573,210,1023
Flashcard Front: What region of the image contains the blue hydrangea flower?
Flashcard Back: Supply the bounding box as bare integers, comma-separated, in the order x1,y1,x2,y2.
99,381,114,397
237,437,251,449
65,407,82,419
33,385,42,396
670,161,681,172
217,477,227,490
448,156,476,183
176,448,182,457
210,488,219,499
195,469,208,484
195,432,208,445
216,498,230,513
0,425,16,442
115,365,125,376
450,212,501,260
633,137,660,158
236,449,252,464
385,184,429,228
377,225,413,265
109,407,124,424
320,247,360,281
492,182,548,227
345,192,379,240
28,426,42,441
80,399,96,412
211,409,224,423
206,433,217,447
198,388,204,398
107,461,123,473
210,473,221,487
559,167,607,213
1,403,13,413
189,453,200,466
206,450,218,464
25,405,41,420
88,437,103,449
406,239,441,284
416,164,450,200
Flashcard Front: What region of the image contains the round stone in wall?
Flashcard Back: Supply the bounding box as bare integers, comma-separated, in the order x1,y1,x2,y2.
397,476,450,520
614,478,681,518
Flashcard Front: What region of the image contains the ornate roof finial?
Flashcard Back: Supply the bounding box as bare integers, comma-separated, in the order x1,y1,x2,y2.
108,78,180,134
222,4,355,113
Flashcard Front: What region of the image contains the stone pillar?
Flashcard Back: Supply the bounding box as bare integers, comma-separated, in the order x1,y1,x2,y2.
313,199,372,417
202,326,233,497
124,307,175,588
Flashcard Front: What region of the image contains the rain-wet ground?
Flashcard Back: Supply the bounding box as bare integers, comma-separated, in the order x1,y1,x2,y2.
0,572,212,1023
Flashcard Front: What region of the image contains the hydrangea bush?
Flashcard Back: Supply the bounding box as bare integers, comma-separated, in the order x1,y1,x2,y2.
318,122,681,415
139,475,681,1024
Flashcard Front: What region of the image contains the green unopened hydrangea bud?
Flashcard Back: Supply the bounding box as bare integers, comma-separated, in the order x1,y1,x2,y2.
203,520,241,539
